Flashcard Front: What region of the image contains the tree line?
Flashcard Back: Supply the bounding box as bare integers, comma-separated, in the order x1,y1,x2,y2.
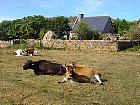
0,15,140,41
112,18,140,40
0,15,70,40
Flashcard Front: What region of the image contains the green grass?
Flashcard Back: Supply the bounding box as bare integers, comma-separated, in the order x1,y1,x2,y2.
0,48,139,105
125,45,140,52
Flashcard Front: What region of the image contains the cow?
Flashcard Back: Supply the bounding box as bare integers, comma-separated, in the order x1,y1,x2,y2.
22,60,66,75
14,49,27,56
59,62,103,85
24,48,35,56
14,48,38,56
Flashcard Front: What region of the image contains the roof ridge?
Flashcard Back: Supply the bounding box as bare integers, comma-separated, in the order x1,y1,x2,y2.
84,16,110,18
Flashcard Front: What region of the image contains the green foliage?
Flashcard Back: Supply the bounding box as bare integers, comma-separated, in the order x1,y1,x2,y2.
68,16,77,23
125,45,140,52
52,16,70,39
112,18,134,36
0,15,70,40
39,28,48,39
74,22,97,40
126,25,140,40
0,20,12,40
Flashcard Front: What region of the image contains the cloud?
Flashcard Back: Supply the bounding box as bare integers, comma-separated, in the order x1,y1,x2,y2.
75,0,104,15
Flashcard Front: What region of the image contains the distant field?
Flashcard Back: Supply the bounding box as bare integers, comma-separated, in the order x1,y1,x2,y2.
0,48,139,105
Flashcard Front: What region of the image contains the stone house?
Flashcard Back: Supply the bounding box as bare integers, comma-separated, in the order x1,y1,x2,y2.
69,14,115,40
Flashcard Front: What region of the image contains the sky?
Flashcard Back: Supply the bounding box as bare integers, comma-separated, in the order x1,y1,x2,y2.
0,0,140,22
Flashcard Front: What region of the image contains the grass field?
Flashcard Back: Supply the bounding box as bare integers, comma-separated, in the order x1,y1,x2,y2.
0,48,139,105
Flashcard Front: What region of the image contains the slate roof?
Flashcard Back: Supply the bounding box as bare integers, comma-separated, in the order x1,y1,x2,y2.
70,16,114,34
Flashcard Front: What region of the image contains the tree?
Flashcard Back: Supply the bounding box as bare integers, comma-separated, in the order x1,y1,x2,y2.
39,28,49,39
22,15,46,39
74,22,97,40
112,18,134,36
52,16,70,39
0,15,71,40
127,25,140,40
0,20,12,40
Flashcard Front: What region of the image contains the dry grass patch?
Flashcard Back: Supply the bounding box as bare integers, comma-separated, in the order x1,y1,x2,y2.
0,48,139,105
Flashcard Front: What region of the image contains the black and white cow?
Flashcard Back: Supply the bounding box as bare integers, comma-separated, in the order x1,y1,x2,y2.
22,60,66,75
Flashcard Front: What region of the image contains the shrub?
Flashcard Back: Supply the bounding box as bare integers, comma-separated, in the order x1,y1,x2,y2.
125,45,140,52
127,25,140,40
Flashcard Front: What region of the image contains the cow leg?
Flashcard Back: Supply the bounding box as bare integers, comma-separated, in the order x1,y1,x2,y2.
95,74,102,84
58,74,73,83
58,77,68,83
90,76,97,83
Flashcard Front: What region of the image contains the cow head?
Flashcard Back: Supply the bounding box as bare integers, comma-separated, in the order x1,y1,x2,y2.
59,63,74,83
64,62,86,77
23,60,34,70
64,62,76,78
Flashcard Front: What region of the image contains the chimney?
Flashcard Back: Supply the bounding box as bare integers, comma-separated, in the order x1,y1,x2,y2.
78,14,84,22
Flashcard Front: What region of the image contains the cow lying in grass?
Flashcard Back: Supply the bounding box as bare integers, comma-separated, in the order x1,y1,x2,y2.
13,49,27,56
23,60,66,75
60,62,103,85
14,48,38,56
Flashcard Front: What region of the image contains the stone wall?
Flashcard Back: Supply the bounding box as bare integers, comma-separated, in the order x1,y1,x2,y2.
42,40,140,52
42,40,115,51
1,39,140,52
0,40,13,47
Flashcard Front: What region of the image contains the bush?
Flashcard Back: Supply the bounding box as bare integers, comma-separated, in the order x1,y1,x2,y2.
127,25,140,40
125,45,140,52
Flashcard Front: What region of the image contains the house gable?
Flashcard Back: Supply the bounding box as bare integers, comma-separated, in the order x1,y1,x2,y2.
70,15,114,34
82,16,110,33
102,17,114,34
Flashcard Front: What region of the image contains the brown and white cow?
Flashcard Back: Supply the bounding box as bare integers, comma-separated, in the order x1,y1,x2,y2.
14,49,27,56
14,48,38,56
60,62,103,84
24,48,35,56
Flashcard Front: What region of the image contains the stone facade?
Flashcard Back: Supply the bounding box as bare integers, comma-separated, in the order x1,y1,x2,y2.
1,39,140,52
0,40,13,47
42,40,117,51
42,40,140,52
